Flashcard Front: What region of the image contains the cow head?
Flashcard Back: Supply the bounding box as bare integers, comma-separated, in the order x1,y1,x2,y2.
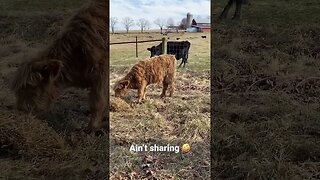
113,79,130,98
147,46,156,57
11,59,63,112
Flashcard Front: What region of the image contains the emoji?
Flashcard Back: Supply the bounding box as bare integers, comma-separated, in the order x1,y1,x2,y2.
181,144,191,153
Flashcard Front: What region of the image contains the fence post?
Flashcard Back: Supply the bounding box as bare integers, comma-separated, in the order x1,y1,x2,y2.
162,37,167,55
136,36,138,57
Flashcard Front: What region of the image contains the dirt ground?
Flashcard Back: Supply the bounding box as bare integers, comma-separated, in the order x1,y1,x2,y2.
212,0,320,179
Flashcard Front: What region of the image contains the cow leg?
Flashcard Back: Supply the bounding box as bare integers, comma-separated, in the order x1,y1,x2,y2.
182,50,189,68
219,0,235,19
142,86,147,100
161,82,168,98
137,81,147,103
183,58,187,68
232,0,242,20
168,81,175,97
178,61,184,68
87,79,107,133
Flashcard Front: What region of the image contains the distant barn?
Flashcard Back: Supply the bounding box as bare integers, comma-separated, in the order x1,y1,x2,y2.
187,18,211,33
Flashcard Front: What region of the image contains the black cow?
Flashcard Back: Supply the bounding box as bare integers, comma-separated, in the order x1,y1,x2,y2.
147,41,191,68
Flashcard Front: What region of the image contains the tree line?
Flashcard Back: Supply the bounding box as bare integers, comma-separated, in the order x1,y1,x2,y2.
110,17,190,34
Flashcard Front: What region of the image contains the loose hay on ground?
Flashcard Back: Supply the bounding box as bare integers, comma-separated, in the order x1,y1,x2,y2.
109,96,132,112
0,113,64,159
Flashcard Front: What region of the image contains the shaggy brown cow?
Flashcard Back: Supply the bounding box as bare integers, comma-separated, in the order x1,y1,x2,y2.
219,0,249,20
11,0,108,132
114,55,176,103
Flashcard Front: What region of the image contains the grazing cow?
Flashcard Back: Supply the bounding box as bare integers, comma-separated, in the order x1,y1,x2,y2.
114,55,176,103
147,41,191,68
219,0,249,20
10,0,108,133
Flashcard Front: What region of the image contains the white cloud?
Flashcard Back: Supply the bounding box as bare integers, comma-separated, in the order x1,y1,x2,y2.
110,0,210,30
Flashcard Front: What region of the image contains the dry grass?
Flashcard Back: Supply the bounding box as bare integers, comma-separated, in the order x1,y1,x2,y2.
110,32,210,72
110,32,210,179
0,0,210,179
213,0,320,179
0,1,110,179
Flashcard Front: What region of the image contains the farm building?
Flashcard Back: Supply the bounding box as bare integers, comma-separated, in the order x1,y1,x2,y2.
187,18,211,33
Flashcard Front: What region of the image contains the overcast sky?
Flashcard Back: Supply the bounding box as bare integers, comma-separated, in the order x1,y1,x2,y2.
110,0,210,30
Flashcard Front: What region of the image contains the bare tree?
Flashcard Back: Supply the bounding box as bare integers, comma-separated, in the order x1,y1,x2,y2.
122,17,134,33
110,17,118,34
136,18,150,33
145,20,150,31
154,18,166,33
145,22,151,30
167,18,175,28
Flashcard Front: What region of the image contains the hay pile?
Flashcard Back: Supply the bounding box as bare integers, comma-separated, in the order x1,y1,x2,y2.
109,96,132,112
0,113,64,159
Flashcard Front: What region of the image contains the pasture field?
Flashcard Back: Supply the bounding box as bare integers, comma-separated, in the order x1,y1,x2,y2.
0,0,211,179
213,0,320,179
110,32,211,178
0,0,106,179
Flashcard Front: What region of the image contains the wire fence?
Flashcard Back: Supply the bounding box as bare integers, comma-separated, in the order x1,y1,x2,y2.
110,37,164,57
110,36,190,61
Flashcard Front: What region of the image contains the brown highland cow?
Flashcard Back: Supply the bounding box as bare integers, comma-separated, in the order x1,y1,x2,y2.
11,0,108,132
114,55,176,103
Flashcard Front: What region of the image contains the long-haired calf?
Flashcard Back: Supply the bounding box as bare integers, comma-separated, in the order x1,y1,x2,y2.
11,0,108,133
114,55,176,103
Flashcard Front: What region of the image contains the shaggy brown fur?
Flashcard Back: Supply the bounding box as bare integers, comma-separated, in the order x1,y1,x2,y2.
114,55,176,103
11,0,109,132
219,0,249,20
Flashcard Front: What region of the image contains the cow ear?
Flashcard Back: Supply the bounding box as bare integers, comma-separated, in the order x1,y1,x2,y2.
37,60,63,81
114,80,129,90
147,48,151,51
120,80,130,88
28,71,43,86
